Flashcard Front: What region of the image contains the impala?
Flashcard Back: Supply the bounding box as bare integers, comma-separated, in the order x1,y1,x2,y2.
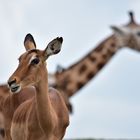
7,34,69,140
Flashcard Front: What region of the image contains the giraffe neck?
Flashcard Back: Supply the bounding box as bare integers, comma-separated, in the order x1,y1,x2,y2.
55,35,120,97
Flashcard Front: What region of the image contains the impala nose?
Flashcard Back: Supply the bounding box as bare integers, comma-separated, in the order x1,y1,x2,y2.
8,78,17,87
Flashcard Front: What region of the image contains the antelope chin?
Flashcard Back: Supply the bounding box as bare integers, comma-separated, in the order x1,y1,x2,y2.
10,85,21,94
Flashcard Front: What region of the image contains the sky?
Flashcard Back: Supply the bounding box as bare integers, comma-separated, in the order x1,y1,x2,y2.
0,0,140,139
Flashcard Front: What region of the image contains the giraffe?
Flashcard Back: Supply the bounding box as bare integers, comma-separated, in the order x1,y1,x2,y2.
49,11,140,112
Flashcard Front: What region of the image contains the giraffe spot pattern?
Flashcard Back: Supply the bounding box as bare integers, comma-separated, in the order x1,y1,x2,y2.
94,46,103,52
102,54,107,59
111,42,116,47
107,49,115,56
77,82,84,90
89,55,96,62
79,64,87,74
87,71,95,80
97,62,105,70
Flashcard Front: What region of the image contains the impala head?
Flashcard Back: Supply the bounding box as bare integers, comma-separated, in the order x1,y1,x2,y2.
8,34,63,94
111,11,140,51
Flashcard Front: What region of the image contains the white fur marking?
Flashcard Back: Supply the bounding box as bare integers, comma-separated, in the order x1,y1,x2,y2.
29,55,37,65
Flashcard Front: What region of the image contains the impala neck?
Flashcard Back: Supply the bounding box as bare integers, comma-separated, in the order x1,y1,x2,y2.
35,64,54,133
55,35,120,97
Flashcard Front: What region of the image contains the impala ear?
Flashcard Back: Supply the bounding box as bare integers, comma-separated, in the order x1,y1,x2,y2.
24,33,36,51
44,37,63,60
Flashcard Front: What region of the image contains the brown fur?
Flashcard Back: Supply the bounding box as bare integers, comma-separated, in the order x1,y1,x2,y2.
6,35,69,140
11,88,69,140
2,87,35,140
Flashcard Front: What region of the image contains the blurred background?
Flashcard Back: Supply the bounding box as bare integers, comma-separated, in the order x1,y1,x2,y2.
0,0,140,139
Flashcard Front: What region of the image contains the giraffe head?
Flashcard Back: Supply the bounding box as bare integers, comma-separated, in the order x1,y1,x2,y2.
111,11,140,51
8,34,63,94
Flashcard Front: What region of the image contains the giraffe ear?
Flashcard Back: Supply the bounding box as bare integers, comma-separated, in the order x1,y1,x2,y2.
110,26,125,35
56,64,65,73
43,37,63,60
24,34,36,51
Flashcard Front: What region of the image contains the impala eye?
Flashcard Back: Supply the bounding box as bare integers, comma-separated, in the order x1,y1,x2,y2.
30,58,40,65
